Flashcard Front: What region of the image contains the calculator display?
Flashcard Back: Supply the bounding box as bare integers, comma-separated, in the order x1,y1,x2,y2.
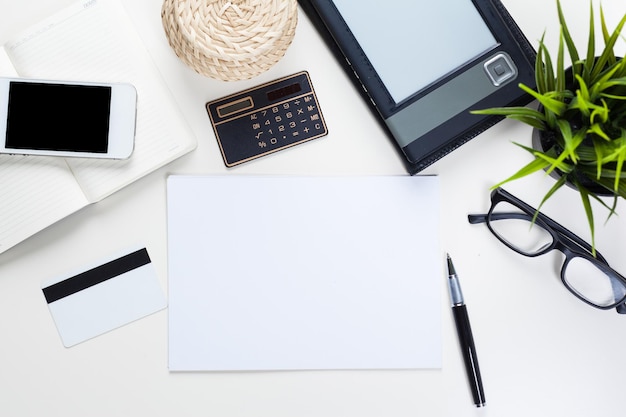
267,83,302,101
217,97,254,118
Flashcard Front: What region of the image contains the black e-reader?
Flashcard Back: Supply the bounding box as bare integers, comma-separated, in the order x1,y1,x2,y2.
299,0,537,173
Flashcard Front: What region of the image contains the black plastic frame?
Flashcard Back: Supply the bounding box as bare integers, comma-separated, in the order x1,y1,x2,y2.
469,187,626,313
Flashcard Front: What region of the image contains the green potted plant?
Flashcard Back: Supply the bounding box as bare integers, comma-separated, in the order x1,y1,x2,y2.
472,0,626,252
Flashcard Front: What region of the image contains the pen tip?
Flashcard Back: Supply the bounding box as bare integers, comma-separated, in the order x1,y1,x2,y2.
446,253,456,276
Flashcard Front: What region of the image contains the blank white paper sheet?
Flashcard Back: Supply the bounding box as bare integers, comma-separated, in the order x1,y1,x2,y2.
167,175,441,371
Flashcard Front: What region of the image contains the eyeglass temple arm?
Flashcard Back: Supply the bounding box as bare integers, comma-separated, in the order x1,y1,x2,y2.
468,213,487,224
468,212,608,264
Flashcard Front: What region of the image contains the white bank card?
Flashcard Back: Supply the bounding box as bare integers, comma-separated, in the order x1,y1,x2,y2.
41,247,167,347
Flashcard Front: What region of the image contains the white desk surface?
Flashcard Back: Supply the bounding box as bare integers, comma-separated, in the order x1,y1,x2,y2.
1,0,625,416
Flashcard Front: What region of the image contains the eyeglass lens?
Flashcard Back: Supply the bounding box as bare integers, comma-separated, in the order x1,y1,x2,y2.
564,257,626,308
488,201,554,255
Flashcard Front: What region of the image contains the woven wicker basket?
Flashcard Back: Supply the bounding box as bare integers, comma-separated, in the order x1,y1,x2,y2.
161,0,298,81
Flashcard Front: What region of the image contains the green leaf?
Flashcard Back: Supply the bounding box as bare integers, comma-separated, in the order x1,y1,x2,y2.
592,129,626,190
519,84,566,115
614,132,626,191
470,106,544,118
589,99,609,124
507,115,547,130
590,11,626,83
587,123,610,140
583,165,626,179
557,0,581,76
576,74,591,101
594,136,605,178
576,145,600,162
556,27,566,92
555,120,585,164
576,165,626,199
514,141,574,173
535,151,574,173
576,184,597,256
470,106,547,129
602,195,620,225
589,66,623,99
583,1,595,81
541,40,556,92
585,173,626,198
617,53,626,78
600,6,618,67
532,175,568,223
597,76,626,90
490,154,552,189
535,34,548,94
570,98,588,118
601,93,626,100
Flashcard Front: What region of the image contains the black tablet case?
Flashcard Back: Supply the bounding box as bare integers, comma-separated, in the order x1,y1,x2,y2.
298,0,537,174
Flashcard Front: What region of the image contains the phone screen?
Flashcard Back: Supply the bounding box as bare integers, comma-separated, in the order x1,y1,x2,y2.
332,0,498,103
6,81,112,153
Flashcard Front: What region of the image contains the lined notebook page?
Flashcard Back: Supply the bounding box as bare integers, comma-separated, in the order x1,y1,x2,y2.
4,0,196,201
1,40,89,253
0,47,15,76
0,155,88,254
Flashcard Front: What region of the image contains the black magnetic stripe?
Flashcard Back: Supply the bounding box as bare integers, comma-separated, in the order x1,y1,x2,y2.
42,248,151,304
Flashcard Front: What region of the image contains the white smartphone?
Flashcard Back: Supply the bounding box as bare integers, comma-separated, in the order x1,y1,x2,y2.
0,77,137,159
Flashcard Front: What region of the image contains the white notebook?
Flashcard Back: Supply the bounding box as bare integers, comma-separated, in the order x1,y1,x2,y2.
0,0,196,255
167,175,442,371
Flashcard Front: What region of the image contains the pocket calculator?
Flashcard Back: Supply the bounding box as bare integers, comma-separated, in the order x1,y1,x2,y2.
206,71,328,167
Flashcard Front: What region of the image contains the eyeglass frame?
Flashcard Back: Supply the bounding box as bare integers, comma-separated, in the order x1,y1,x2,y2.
468,187,626,313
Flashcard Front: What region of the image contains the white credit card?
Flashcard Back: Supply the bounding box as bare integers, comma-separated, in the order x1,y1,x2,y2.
41,246,167,347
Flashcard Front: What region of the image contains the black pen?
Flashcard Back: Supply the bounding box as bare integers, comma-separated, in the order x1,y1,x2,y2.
446,254,486,407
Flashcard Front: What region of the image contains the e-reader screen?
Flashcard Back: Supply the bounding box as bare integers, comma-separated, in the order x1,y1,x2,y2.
333,0,499,104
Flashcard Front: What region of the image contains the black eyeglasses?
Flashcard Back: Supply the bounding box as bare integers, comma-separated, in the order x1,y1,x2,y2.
469,187,626,314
